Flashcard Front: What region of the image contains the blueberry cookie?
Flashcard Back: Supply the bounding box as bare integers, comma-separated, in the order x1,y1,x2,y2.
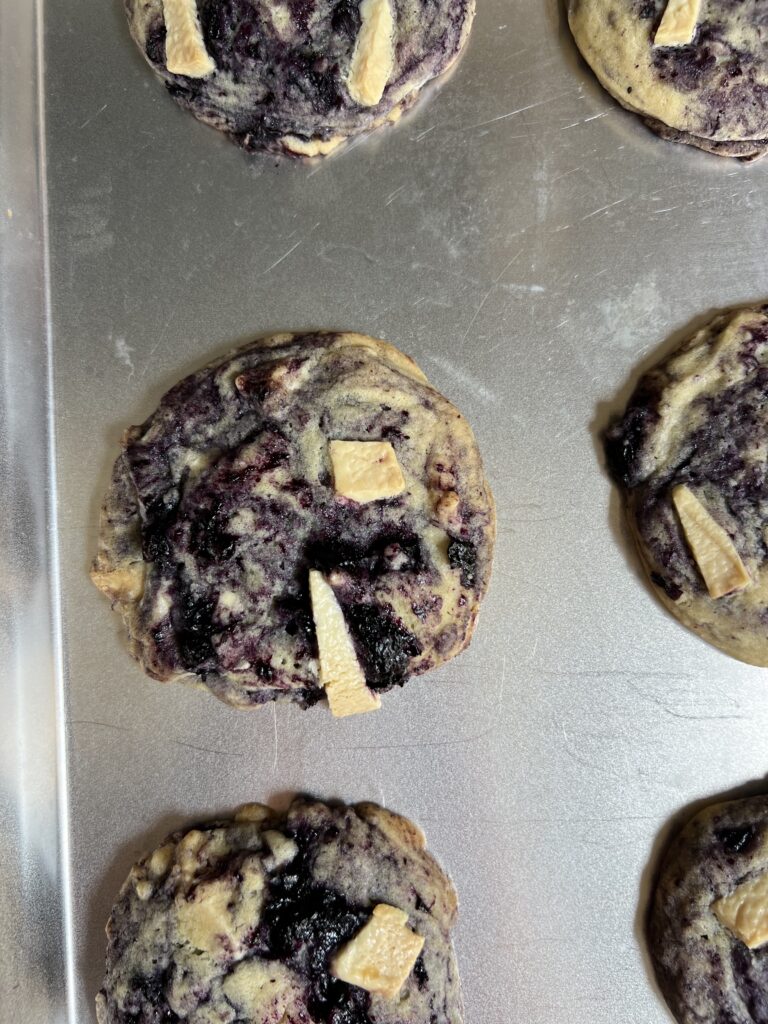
91,331,495,711
125,0,475,156
649,795,768,1023
605,305,768,666
568,0,768,159
96,798,463,1024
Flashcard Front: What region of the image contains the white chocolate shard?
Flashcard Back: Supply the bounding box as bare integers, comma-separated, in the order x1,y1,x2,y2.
672,485,750,599
308,570,381,717
163,0,215,77
330,440,405,503
331,903,425,999
346,0,395,107
282,134,346,157
654,0,702,46
713,872,768,949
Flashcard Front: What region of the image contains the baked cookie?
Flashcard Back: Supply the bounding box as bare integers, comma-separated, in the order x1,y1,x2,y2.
649,795,768,1024
605,305,768,666
91,331,495,711
96,798,463,1024
125,0,475,156
568,0,768,159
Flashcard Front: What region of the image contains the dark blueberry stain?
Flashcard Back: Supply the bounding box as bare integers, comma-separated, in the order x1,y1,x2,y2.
256,829,372,1024
141,495,179,569
235,366,282,403
243,440,291,477
344,604,422,690
231,18,260,64
604,395,661,488
238,117,284,151
308,61,344,111
306,533,423,577
284,479,314,509
151,620,173,649
306,537,375,574
189,501,236,563
287,0,316,33
716,824,759,854
653,38,717,92
173,591,217,671
447,539,477,588
200,0,264,68
375,537,423,574
106,965,179,1023
413,954,429,989
135,967,173,1008
166,78,205,104
144,18,167,66
301,686,327,708
650,571,683,601
331,0,361,37
730,941,768,1023
277,593,317,647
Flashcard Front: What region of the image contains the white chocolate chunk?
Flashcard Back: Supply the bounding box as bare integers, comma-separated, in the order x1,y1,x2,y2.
713,872,768,949
262,830,299,870
282,134,346,157
234,802,272,824
163,0,215,77
135,879,153,901
175,861,265,954
148,843,175,879
346,0,395,107
177,829,207,881
175,877,240,954
330,440,405,503
654,0,702,46
331,903,424,999
672,485,750,599
308,570,381,717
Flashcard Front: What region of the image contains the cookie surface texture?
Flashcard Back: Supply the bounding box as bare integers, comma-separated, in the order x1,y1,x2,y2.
568,0,768,159
95,799,463,1024
125,0,475,156
91,331,495,708
604,305,768,666
649,795,768,1024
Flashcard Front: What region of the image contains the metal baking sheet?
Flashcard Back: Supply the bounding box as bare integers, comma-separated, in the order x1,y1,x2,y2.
6,0,768,1020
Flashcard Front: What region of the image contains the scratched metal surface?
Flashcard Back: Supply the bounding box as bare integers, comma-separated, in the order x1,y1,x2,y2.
8,0,768,1020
